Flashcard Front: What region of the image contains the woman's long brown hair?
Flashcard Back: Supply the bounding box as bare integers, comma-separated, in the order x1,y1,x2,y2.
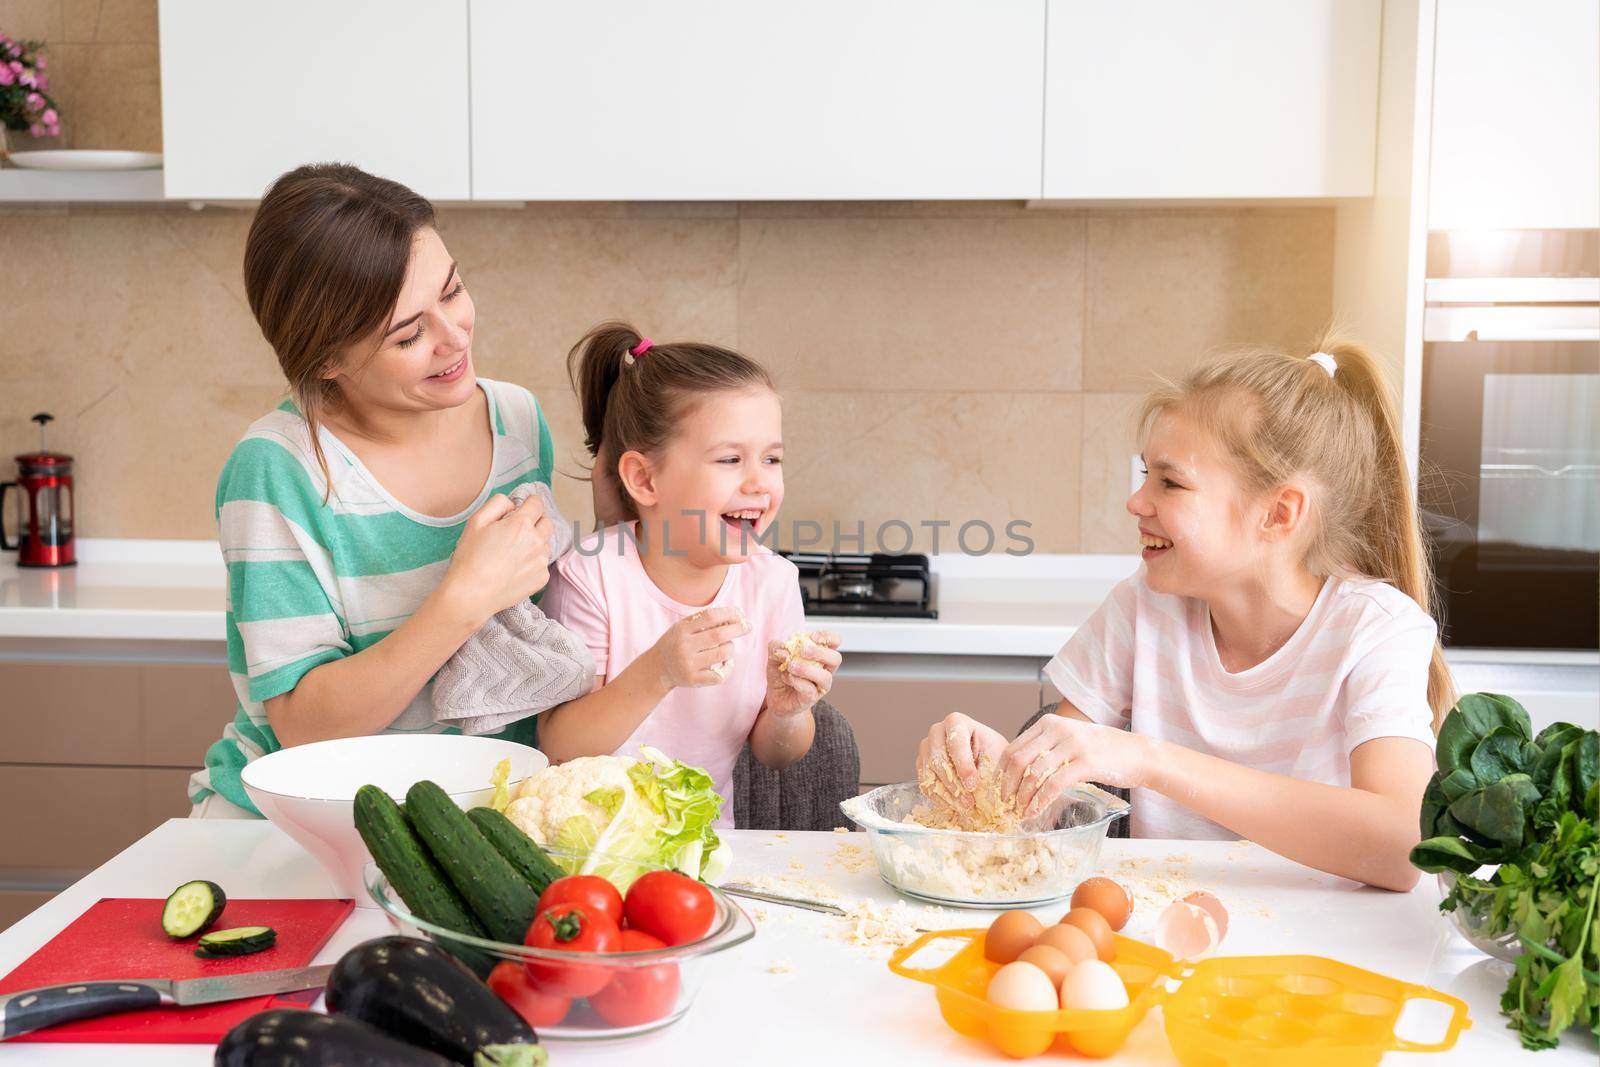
242,163,436,497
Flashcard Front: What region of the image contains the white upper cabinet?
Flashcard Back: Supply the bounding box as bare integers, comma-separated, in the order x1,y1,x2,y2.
1042,0,1381,199
469,0,1046,200
159,0,471,201
1429,0,1600,231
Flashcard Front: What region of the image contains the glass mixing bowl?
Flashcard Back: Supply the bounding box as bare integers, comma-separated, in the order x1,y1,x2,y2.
366,849,755,1041
840,781,1130,908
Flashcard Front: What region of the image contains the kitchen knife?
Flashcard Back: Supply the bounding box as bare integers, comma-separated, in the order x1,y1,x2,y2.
0,963,333,1040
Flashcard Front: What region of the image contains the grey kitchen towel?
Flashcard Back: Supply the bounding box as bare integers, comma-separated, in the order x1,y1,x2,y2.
431,482,597,735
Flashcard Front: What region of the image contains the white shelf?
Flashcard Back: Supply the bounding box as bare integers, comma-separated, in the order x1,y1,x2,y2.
0,167,166,203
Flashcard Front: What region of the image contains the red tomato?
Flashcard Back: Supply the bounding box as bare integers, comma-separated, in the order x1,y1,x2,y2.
523,905,621,998
487,961,571,1028
537,875,623,928
623,870,716,947
588,929,680,1028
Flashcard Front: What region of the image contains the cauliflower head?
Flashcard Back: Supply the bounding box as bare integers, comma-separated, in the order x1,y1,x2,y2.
506,755,635,847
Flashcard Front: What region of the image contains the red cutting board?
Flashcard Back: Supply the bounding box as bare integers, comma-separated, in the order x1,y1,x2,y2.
0,897,354,1044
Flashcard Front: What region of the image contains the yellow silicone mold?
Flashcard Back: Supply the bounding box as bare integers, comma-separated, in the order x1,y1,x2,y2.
888,931,1471,1063
1163,954,1471,1067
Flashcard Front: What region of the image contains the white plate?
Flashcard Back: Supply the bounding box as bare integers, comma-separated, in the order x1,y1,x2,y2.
6,150,163,171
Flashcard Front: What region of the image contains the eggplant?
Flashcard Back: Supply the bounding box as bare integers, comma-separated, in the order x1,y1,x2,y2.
214,1008,455,1067
325,937,544,1067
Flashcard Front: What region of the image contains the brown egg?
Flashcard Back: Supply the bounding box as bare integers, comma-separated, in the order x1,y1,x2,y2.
1071,877,1132,932
984,910,1045,964
1016,944,1074,988
1035,922,1098,966
1059,907,1116,962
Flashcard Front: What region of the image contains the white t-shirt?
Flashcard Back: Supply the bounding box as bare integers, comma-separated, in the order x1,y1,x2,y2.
1043,567,1438,840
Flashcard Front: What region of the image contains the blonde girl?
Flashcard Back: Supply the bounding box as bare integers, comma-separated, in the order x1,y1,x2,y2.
919,336,1451,891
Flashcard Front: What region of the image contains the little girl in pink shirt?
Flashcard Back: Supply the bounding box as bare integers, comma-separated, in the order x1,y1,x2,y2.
920,335,1453,891
537,322,840,823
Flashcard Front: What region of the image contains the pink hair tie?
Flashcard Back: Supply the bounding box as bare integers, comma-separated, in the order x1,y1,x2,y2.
623,337,653,367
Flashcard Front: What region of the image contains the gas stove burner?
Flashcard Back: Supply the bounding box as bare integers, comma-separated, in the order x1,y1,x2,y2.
779,551,936,619
828,576,878,600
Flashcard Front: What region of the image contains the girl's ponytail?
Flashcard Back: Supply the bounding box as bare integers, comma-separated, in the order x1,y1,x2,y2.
567,321,642,462
1312,337,1456,725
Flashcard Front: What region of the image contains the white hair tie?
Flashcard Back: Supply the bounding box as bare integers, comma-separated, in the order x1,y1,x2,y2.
1308,352,1337,378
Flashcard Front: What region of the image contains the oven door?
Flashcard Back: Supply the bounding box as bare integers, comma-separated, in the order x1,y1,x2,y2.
1420,302,1599,650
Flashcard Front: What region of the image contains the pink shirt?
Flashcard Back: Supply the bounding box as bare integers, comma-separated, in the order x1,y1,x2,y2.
1044,567,1438,840
540,523,805,827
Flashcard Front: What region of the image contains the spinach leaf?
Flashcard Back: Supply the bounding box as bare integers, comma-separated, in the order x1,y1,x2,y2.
1412,834,1500,875
1438,692,1530,774
1440,765,1481,803
1449,779,1533,853
1471,726,1533,782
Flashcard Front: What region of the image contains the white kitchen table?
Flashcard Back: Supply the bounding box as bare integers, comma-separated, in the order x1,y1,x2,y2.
0,821,1593,1065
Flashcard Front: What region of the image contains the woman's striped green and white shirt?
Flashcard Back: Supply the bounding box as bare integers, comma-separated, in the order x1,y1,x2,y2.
188,378,554,814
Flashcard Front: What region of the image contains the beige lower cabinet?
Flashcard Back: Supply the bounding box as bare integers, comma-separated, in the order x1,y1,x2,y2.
0,660,234,930
828,666,1048,787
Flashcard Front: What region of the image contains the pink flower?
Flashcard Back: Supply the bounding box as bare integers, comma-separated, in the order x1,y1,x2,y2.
41,109,58,125
35,55,47,71
29,122,44,137
0,65,13,87
25,91,44,111
36,74,48,90
19,69,34,87
9,60,22,74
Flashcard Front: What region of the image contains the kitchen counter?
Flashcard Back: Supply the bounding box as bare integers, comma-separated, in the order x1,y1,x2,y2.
0,539,1136,656
0,820,1592,1064
6,540,1598,668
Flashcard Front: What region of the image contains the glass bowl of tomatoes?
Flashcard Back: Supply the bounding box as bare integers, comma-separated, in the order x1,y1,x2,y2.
365,849,756,1040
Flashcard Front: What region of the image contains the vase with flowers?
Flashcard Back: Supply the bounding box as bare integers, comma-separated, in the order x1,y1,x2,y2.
0,32,60,161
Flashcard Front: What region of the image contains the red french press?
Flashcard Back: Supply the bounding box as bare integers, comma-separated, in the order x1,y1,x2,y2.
1,412,76,568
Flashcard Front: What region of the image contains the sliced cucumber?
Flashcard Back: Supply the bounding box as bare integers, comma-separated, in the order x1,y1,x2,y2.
162,880,226,939
195,925,277,958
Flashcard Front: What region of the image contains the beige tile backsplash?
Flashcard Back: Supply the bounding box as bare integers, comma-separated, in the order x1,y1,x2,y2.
0,2,1335,551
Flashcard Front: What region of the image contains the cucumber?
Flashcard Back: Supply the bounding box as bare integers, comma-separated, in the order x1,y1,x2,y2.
354,786,489,939
467,806,565,897
195,925,276,958
162,879,226,938
404,781,538,945
354,785,496,977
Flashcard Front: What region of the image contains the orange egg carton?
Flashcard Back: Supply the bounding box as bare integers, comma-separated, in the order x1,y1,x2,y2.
887,930,1471,1064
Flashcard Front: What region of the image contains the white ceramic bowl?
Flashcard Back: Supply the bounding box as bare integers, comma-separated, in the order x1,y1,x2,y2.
241,734,547,904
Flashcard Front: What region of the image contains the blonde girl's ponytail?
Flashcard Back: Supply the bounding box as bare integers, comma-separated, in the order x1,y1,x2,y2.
1139,334,1456,728
1311,337,1456,724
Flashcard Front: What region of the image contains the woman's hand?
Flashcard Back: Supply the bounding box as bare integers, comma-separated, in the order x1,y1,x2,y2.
763,632,841,717
1000,714,1156,818
650,607,750,689
916,713,1008,811
441,492,553,624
